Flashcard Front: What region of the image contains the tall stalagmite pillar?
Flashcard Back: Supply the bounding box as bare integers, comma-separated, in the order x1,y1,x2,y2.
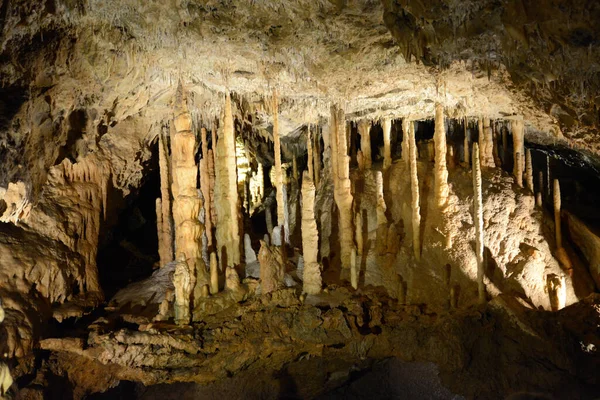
199,127,213,249
273,92,284,229
358,120,372,169
331,105,354,269
402,119,411,166
407,119,421,260
301,171,321,294
157,131,174,266
478,118,494,167
472,143,485,304
525,148,534,193
554,179,562,249
214,93,241,267
171,84,207,322
463,118,470,165
313,127,321,187
512,119,525,181
383,118,392,170
307,126,314,181
536,171,543,207
434,103,449,206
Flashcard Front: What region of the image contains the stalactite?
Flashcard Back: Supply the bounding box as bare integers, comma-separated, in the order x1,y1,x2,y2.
434,103,449,207
301,171,321,295
554,179,562,249
536,171,543,207
214,93,241,268
463,118,470,165
472,143,485,304
265,206,274,237
382,118,392,170
376,171,386,226
208,148,217,225
307,126,314,181
313,126,321,187
200,128,213,249
515,152,523,187
478,118,494,167
358,119,372,169
525,149,534,193
158,130,174,266
272,91,286,234
171,84,206,313
402,119,410,166
492,122,501,167
407,119,421,261
512,119,525,181
546,154,551,197
355,211,364,256
331,105,354,269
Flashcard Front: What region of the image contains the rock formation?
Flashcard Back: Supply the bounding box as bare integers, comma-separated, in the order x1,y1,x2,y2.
525,149,534,193
301,171,321,295
358,120,372,169
434,103,449,207
258,240,285,294
383,118,392,170
214,93,241,267
407,119,421,260
478,118,494,168
512,119,525,182
330,105,354,269
472,143,485,304
272,92,287,238
554,179,562,249
170,84,207,305
157,130,174,266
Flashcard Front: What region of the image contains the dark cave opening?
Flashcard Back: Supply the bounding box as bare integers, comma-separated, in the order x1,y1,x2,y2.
97,142,161,300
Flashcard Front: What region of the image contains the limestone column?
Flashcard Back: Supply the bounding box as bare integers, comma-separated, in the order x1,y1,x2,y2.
402,119,411,166
492,122,502,167
171,84,207,316
209,252,218,294
515,152,523,187
407,119,421,261
307,126,314,181
536,171,543,207
158,131,174,266
525,149,534,193
434,103,449,207
463,118,470,165
199,127,213,249
331,105,354,269
472,143,485,304
383,118,392,170
501,125,508,167
273,91,286,235
350,247,358,289
313,127,321,187
512,119,525,181
301,171,321,294
209,128,218,225
214,93,241,267
358,120,372,169
265,206,274,236
554,179,562,249
478,118,494,167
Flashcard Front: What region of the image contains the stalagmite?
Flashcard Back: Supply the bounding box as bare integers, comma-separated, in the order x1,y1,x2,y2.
301,171,321,295
536,171,543,207
355,211,364,255
158,130,174,266
307,126,314,181
383,118,392,170
525,149,534,193
407,119,421,260
492,123,502,167
210,252,219,295
546,154,551,197
376,171,386,226
200,127,213,249
173,255,191,325
472,143,485,304
272,92,286,235
515,152,523,187
501,125,508,167
214,93,241,267
463,118,470,165
258,240,285,294
434,103,449,206
478,118,494,167
512,119,525,181
554,179,562,249
448,146,455,169
358,120,372,169
208,148,217,225
331,105,355,269
171,84,207,306
547,274,566,311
